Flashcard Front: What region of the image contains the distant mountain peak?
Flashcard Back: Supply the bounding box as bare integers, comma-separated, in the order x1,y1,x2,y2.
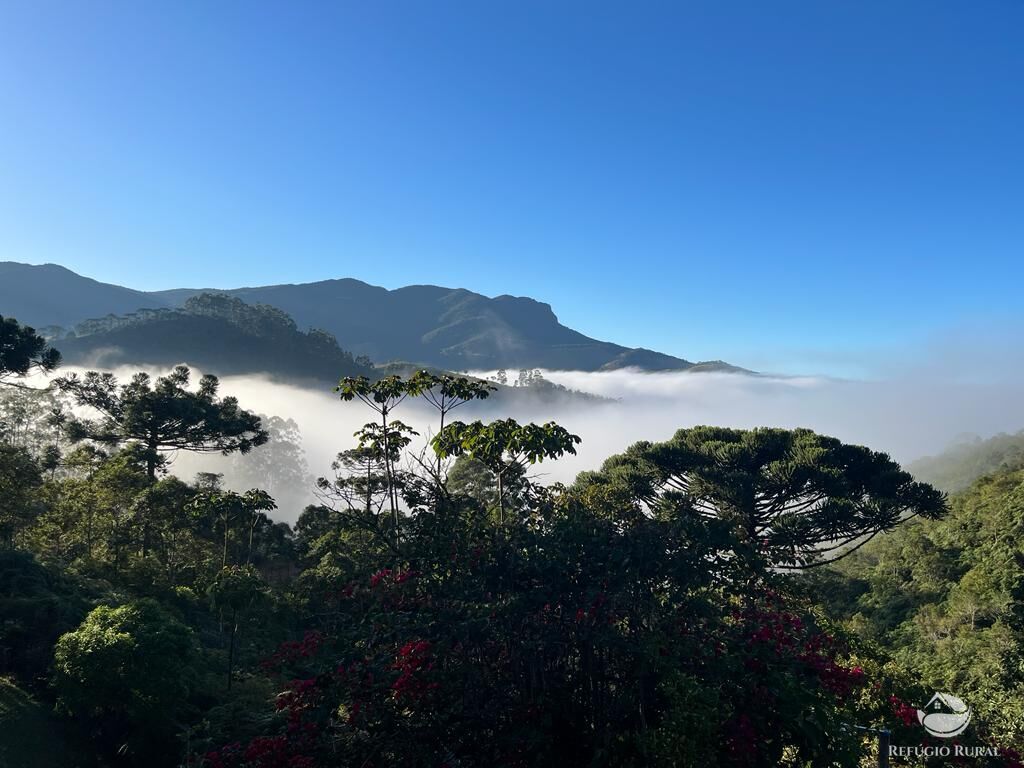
0,261,745,374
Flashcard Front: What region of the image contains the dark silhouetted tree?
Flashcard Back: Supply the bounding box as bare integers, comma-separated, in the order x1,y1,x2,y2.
0,315,61,383
208,564,267,690
188,488,276,567
57,365,268,480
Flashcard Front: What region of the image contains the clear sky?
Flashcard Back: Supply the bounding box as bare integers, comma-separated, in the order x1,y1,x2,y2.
1,1,1021,374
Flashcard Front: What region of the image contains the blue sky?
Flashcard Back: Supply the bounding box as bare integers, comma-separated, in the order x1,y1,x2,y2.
1,1,1021,374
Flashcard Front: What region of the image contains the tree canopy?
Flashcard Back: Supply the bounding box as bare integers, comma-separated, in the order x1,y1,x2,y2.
434,417,581,521
57,365,268,479
53,599,197,761
5,366,1012,768
0,315,61,382
575,426,947,570
818,464,1024,749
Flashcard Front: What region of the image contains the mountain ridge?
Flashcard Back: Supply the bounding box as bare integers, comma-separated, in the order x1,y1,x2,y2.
0,261,749,373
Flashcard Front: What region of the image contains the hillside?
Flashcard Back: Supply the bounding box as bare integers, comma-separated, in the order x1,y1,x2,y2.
908,430,1024,493
1,262,746,373
157,280,711,372
51,296,611,405
817,463,1024,747
55,293,373,383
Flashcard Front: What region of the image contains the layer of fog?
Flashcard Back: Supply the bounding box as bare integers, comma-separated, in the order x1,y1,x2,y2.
49,334,1024,524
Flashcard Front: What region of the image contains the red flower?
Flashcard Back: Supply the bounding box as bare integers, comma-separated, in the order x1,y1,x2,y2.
889,695,918,726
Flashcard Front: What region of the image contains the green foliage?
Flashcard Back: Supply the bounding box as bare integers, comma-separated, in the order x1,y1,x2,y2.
433,417,582,469
318,447,391,515
0,357,997,766
208,565,269,690
447,455,503,508
407,370,496,427
208,564,267,615
433,417,581,521
575,426,947,571
24,446,151,572
0,315,61,382
0,550,89,685
0,384,68,460
188,488,277,567
53,599,198,763
248,476,876,768
0,445,42,544
54,599,197,715
822,465,1024,751
58,365,268,479
336,374,415,531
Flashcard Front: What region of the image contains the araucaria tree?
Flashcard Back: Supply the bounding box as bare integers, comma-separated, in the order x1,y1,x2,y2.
575,425,947,569
0,315,61,383
57,364,268,480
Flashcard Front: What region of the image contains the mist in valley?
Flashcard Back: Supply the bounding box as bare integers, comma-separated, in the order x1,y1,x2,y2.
43,325,1022,524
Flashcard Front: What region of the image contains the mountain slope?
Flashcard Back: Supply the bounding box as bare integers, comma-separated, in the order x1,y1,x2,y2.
152,280,704,371
0,262,171,330
908,430,1024,493
54,296,610,404
56,294,373,383
1,262,745,373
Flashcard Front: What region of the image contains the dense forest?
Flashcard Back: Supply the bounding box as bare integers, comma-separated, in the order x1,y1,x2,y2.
50,293,375,384
2,312,1023,768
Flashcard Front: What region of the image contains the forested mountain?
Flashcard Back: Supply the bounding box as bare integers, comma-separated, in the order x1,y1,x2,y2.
909,430,1024,493
47,295,608,405
55,293,373,383
1,262,745,373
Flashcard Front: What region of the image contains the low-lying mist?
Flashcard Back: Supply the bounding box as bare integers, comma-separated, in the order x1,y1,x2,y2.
51,337,1024,523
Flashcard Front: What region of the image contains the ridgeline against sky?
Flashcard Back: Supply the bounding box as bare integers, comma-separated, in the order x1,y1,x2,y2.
1,2,1022,374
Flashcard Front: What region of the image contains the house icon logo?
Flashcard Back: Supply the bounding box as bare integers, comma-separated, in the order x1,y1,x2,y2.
917,692,971,738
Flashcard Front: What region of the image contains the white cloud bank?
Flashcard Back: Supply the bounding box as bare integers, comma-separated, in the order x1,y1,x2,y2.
45,325,1024,522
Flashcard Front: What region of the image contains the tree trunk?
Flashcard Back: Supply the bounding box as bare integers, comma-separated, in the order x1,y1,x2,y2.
247,516,257,565
227,608,237,690
497,471,505,524
223,512,230,568
146,434,159,482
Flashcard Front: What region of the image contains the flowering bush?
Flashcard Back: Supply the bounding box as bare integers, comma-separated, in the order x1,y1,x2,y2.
206,512,908,768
